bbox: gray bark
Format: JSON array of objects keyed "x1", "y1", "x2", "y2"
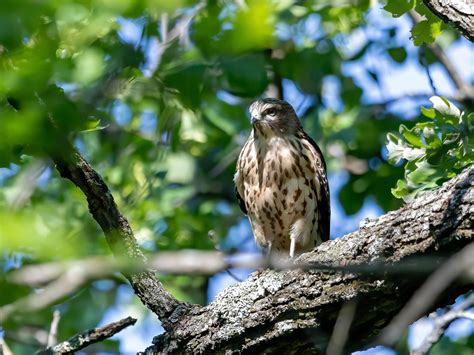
[
  {"x1": 143, "y1": 166, "x2": 473, "y2": 354},
  {"x1": 423, "y1": 0, "x2": 474, "y2": 41},
  {"x1": 53, "y1": 151, "x2": 189, "y2": 331}
]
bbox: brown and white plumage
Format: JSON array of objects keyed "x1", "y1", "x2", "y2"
[{"x1": 234, "y1": 98, "x2": 330, "y2": 257}]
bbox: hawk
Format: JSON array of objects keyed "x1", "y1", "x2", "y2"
[{"x1": 234, "y1": 98, "x2": 330, "y2": 258}]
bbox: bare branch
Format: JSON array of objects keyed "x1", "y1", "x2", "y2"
[
  {"x1": 412, "y1": 294, "x2": 474, "y2": 355},
  {"x1": 52, "y1": 150, "x2": 189, "y2": 330},
  {"x1": 37, "y1": 316, "x2": 136, "y2": 355},
  {"x1": 0, "y1": 338, "x2": 13, "y2": 355},
  {"x1": 377, "y1": 243, "x2": 474, "y2": 347},
  {"x1": 46, "y1": 311, "x2": 61, "y2": 348},
  {"x1": 409, "y1": 10, "x2": 474, "y2": 101},
  {"x1": 326, "y1": 300, "x2": 357, "y2": 355}
]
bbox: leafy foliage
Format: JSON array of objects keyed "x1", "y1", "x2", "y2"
[
  {"x1": 383, "y1": 0, "x2": 444, "y2": 45},
  {"x1": 0, "y1": 0, "x2": 470, "y2": 352},
  {"x1": 430, "y1": 333, "x2": 474, "y2": 355},
  {"x1": 387, "y1": 96, "x2": 473, "y2": 200}
]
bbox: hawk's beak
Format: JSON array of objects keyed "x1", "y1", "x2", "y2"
[{"x1": 251, "y1": 116, "x2": 259, "y2": 125}]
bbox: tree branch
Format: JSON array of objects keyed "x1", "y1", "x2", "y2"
[
  {"x1": 412, "y1": 294, "x2": 474, "y2": 355},
  {"x1": 142, "y1": 165, "x2": 473, "y2": 354},
  {"x1": 37, "y1": 316, "x2": 137, "y2": 355},
  {"x1": 377, "y1": 242, "x2": 474, "y2": 346},
  {"x1": 52, "y1": 150, "x2": 190, "y2": 330},
  {"x1": 409, "y1": 10, "x2": 474, "y2": 102},
  {"x1": 423, "y1": 0, "x2": 474, "y2": 42}
]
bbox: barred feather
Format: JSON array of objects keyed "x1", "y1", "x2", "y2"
[{"x1": 235, "y1": 98, "x2": 330, "y2": 257}]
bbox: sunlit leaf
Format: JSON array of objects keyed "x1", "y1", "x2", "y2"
[
  {"x1": 383, "y1": 0, "x2": 415, "y2": 17},
  {"x1": 411, "y1": 19, "x2": 442, "y2": 46}
]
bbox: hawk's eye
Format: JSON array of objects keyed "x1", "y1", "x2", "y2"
[{"x1": 266, "y1": 108, "x2": 277, "y2": 117}]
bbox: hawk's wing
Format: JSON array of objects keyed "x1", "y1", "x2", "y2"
[
  {"x1": 301, "y1": 132, "x2": 330, "y2": 242},
  {"x1": 234, "y1": 146, "x2": 248, "y2": 215},
  {"x1": 235, "y1": 186, "x2": 247, "y2": 215}
]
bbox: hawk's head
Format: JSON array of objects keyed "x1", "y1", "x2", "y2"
[{"x1": 249, "y1": 98, "x2": 301, "y2": 137}]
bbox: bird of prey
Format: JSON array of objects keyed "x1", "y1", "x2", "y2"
[{"x1": 234, "y1": 98, "x2": 330, "y2": 258}]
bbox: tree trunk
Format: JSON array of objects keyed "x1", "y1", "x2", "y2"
[{"x1": 142, "y1": 166, "x2": 473, "y2": 354}]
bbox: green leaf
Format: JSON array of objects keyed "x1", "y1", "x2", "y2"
[
  {"x1": 422, "y1": 125, "x2": 442, "y2": 148},
  {"x1": 421, "y1": 106, "x2": 436, "y2": 118},
  {"x1": 387, "y1": 47, "x2": 408, "y2": 63},
  {"x1": 407, "y1": 161, "x2": 441, "y2": 185},
  {"x1": 383, "y1": 0, "x2": 415, "y2": 17},
  {"x1": 386, "y1": 132, "x2": 425, "y2": 164},
  {"x1": 399, "y1": 124, "x2": 423, "y2": 147},
  {"x1": 221, "y1": 54, "x2": 268, "y2": 97},
  {"x1": 391, "y1": 179, "x2": 410, "y2": 198},
  {"x1": 163, "y1": 64, "x2": 207, "y2": 108},
  {"x1": 166, "y1": 153, "x2": 196, "y2": 184},
  {"x1": 410, "y1": 19, "x2": 442, "y2": 46},
  {"x1": 386, "y1": 133, "x2": 405, "y2": 164},
  {"x1": 80, "y1": 120, "x2": 109, "y2": 132}
]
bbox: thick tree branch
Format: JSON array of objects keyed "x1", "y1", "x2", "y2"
[
  {"x1": 143, "y1": 166, "x2": 473, "y2": 354},
  {"x1": 52, "y1": 150, "x2": 190, "y2": 330},
  {"x1": 423, "y1": 0, "x2": 474, "y2": 42},
  {"x1": 37, "y1": 316, "x2": 137, "y2": 355}
]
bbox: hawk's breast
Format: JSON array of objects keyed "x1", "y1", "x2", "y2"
[{"x1": 239, "y1": 135, "x2": 321, "y2": 252}]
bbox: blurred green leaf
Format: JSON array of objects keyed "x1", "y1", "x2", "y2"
[
  {"x1": 411, "y1": 19, "x2": 442, "y2": 46},
  {"x1": 383, "y1": 0, "x2": 415, "y2": 18},
  {"x1": 163, "y1": 64, "x2": 207, "y2": 108},
  {"x1": 221, "y1": 54, "x2": 268, "y2": 97},
  {"x1": 387, "y1": 46, "x2": 408, "y2": 63}
]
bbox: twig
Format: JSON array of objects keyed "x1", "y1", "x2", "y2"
[
  {"x1": 225, "y1": 268, "x2": 244, "y2": 282},
  {"x1": 0, "y1": 337, "x2": 13, "y2": 355},
  {"x1": 408, "y1": 10, "x2": 473, "y2": 100},
  {"x1": 412, "y1": 293, "x2": 474, "y2": 355},
  {"x1": 326, "y1": 299, "x2": 357, "y2": 355},
  {"x1": 6, "y1": 159, "x2": 47, "y2": 211},
  {"x1": 420, "y1": 45, "x2": 438, "y2": 95},
  {"x1": 0, "y1": 260, "x2": 109, "y2": 324},
  {"x1": 36, "y1": 316, "x2": 136, "y2": 355},
  {"x1": 377, "y1": 242, "x2": 474, "y2": 347},
  {"x1": 46, "y1": 311, "x2": 61, "y2": 348}
]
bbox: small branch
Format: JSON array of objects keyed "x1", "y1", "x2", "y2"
[
  {"x1": 326, "y1": 300, "x2": 357, "y2": 355},
  {"x1": 408, "y1": 10, "x2": 474, "y2": 100},
  {"x1": 47, "y1": 311, "x2": 61, "y2": 348},
  {"x1": 377, "y1": 242, "x2": 474, "y2": 347},
  {"x1": 412, "y1": 294, "x2": 474, "y2": 355},
  {"x1": 37, "y1": 317, "x2": 137, "y2": 355},
  {"x1": 420, "y1": 46, "x2": 438, "y2": 95},
  {"x1": 0, "y1": 337, "x2": 13, "y2": 355},
  {"x1": 0, "y1": 263, "x2": 96, "y2": 323},
  {"x1": 52, "y1": 150, "x2": 188, "y2": 330}
]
